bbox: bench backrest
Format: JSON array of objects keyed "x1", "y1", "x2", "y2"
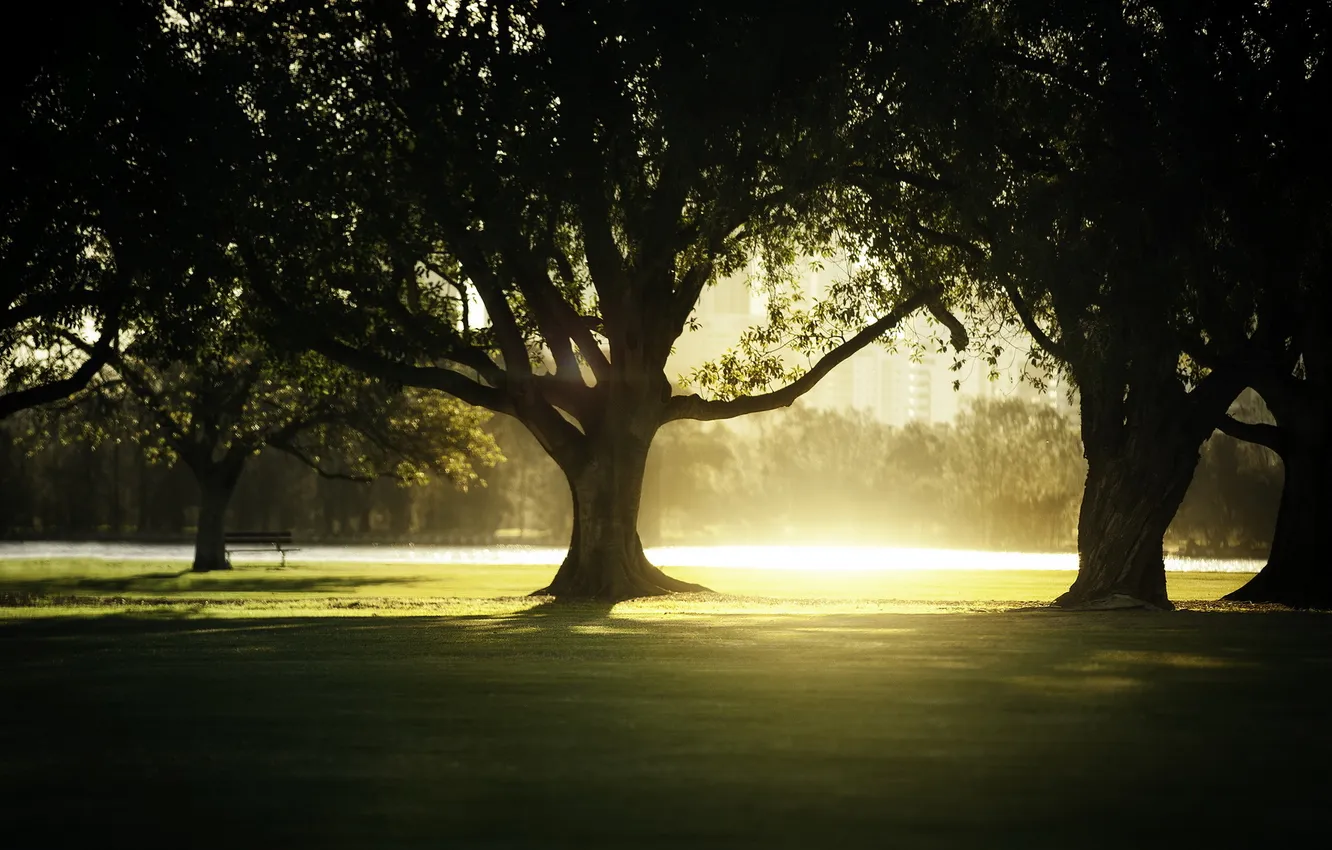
[{"x1": 224, "y1": 531, "x2": 294, "y2": 544}]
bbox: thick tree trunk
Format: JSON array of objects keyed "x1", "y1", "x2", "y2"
[
  {"x1": 1225, "y1": 435, "x2": 1332, "y2": 607},
  {"x1": 1054, "y1": 342, "x2": 1245, "y2": 611},
  {"x1": 1055, "y1": 371, "x2": 1221, "y2": 611},
  {"x1": 534, "y1": 425, "x2": 708, "y2": 601},
  {"x1": 1056, "y1": 445, "x2": 1199, "y2": 610},
  {"x1": 191, "y1": 467, "x2": 242, "y2": 573}
]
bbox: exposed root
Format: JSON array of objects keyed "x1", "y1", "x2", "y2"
[
  {"x1": 1052, "y1": 591, "x2": 1173, "y2": 612},
  {"x1": 533, "y1": 558, "x2": 711, "y2": 603}
]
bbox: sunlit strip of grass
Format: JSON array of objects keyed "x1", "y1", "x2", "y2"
[{"x1": 0, "y1": 558, "x2": 1255, "y2": 605}]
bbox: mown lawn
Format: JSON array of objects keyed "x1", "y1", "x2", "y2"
[
  {"x1": 0, "y1": 556, "x2": 1254, "y2": 612},
  {"x1": 2, "y1": 559, "x2": 1326, "y2": 848}
]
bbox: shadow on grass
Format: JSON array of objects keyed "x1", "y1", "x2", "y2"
[
  {"x1": 0, "y1": 572, "x2": 415, "y2": 597},
  {"x1": 501, "y1": 598, "x2": 615, "y2": 627},
  {"x1": 4, "y1": 606, "x2": 1332, "y2": 849},
  {"x1": 0, "y1": 612, "x2": 358, "y2": 643}
]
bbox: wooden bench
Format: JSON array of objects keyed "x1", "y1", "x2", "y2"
[{"x1": 224, "y1": 531, "x2": 299, "y2": 568}]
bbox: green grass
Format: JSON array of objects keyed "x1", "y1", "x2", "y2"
[
  {"x1": 2, "y1": 558, "x2": 1324, "y2": 847},
  {"x1": 0, "y1": 556, "x2": 1254, "y2": 616}
]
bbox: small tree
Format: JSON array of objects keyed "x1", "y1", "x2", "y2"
[{"x1": 51, "y1": 301, "x2": 498, "y2": 571}]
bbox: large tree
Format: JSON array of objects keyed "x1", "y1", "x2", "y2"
[
  {"x1": 218, "y1": 0, "x2": 964, "y2": 599},
  {"x1": 1185, "y1": 1, "x2": 1332, "y2": 607},
  {"x1": 847, "y1": 0, "x2": 1289, "y2": 608}
]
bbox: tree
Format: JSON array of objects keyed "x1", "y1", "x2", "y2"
[
  {"x1": 220, "y1": 0, "x2": 965, "y2": 599},
  {"x1": 2, "y1": 0, "x2": 248, "y2": 418},
  {"x1": 1220, "y1": 353, "x2": 1332, "y2": 606},
  {"x1": 50, "y1": 295, "x2": 498, "y2": 572},
  {"x1": 1181, "y1": 4, "x2": 1332, "y2": 607},
  {"x1": 846, "y1": 1, "x2": 1289, "y2": 608}
]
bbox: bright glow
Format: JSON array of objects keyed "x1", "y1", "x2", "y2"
[{"x1": 0, "y1": 541, "x2": 1266, "y2": 574}]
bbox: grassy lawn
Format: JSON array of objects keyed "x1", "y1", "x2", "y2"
[
  {"x1": 2, "y1": 559, "x2": 1327, "y2": 847},
  {"x1": 0, "y1": 556, "x2": 1254, "y2": 613}
]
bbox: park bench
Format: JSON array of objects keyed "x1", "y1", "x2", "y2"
[{"x1": 224, "y1": 531, "x2": 299, "y2": 568}]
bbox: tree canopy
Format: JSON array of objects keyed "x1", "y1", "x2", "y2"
[
  {"x1": 197, "y1": 0, "x2": 971, "y2": 598},
  {"x1": 2, "y1": 0, "x2": 255, "y2": 418},
  {"x1": 5, "y1": 0, "x2": 1326, "y2": 606}
]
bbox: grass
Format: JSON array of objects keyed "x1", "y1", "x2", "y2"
[
  {"x1": 0, "y1": 556, "x2": 1254, "y2": 615},
  {"x1": 2, "y1": 557, "x2": 1326, "y2": 847}
]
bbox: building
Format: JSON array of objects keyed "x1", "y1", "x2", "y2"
[{"x1": 667, "y1": 259, "x2": 1075, "y2": 425}]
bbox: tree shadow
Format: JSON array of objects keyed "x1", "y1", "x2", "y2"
[
  {"x1": 0, "y1": 613, "x2": 353, "y2": 646},
  {"x1": 490, "y1": 597, "x2": 616, "y2": 630},
  {"x1": 0, "y1": 572, "x2": 415, "y2": 596}
]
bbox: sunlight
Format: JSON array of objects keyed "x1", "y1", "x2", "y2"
[{"x1": 648, "y1": 545, "x2": 1077, "y2": 572}]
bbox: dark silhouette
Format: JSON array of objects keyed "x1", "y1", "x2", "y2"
[
  {"x1": 2, "y1": 0, "x2": 248, "y2": 419},
  {"x1": 3, "y1": 0, "x2": 1324, "y2": 607},
  {"x1": 843, "y1": 2, "x2": 1322, "y2": 608},
  {"x1": 219, "y1": 0, "x2": 965, "y2": 599}
]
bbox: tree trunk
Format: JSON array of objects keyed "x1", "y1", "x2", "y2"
[
  {"x1": 191, "y1": 466, "x2": 242, "y2": 573},
  {"x1": 1056, "y1": 447, "x2": 1199, "y2": 610},
  {"x1": 1225, "y1": 432, "x2": 1332, "y2": 607},
  {"x1": 1053, "y1": 342, "x2": 1247, "y2": 611},
  {"x1": 1056, "y1": 378, "x2": 1217, "y2": 610},
  {"x1": 534, "y1": 424, "x2": 708, "y2": 602}
]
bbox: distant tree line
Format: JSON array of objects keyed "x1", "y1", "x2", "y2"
[{"x1": 1, "y1": 397, "x2": 1279, "y2": 557}]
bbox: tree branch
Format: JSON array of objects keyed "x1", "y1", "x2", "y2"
[
  {"x1": 429, "y1": 217, "x2": 534, "y2": 377},
  {"x1": 1216, "y1": 414, "x2": 1286, "y2": 455},
  {"x1": 268, "y1": 439, "x2": 383, "y2": 483},
  {"x1": 240, "y1": 244, "x2": 516, "y2": 415},
  {"x1": 1, "y1": 287, "x2": 101, "y2": 329},
  {"x1": 493, "y1": 225, "x2": 611, "y2": 384},
  {"x1": 306, "y1": 334, "x2": 516, "y2": 416},
  {"x1": 999, "y1": 274, "x2": 1066, "y2": 361},
  {"x1": 0, "y1": 306, "x2": 121, "y2": 420},
  {"x1": 925, "y1": 295, "x2": 969, "y2": 352},
  {"x1": 664, "y1": 286, "x2": 937, "y2": 422}
]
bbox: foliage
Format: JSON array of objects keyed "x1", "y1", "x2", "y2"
[
  {"x1": 21, "y1": 283, "x2": 499, "y2": 508},
  {"x1": 2, "y1": 0, "x2": 254, "y2": 417},
  {"x1": 711, "y1": 399, "x2": 1084, "y2": 549},
  {"x1": 174, "y1": 0, "x2": 968, "y2": 450}
]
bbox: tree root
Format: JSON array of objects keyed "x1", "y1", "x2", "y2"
[
  {"x1": 1052, "y1": 591, "x2": 1172, "y2": 611},
  {"x1": 533, "y1": 557, "x2": 711, "y2": 602}
]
